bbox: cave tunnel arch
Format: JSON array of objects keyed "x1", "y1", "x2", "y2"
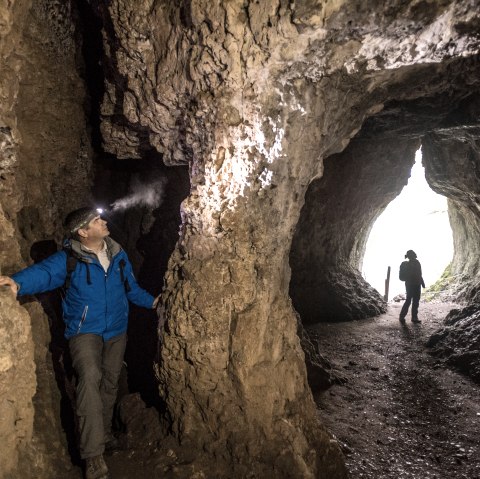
[{"x1": 289, "y1": 91, "x2": 480, "y2": 325}]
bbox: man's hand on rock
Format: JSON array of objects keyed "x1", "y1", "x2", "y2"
[{"x1": 0, "y1": 276, "x2": 19, "y2": 296}]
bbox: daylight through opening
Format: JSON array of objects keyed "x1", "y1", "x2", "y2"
[{"x1": 362, "y1": 148, "x2": 454, "y2": 298}]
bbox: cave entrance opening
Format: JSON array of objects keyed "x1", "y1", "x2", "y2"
[{"x1": 362, "y1": 148, "x2": 453, "y2": 299}]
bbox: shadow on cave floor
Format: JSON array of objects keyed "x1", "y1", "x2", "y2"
[{"x1": 312, "y1": 301, "x2": 480, "y2": 479}]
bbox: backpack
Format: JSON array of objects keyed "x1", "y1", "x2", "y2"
[
  {"x1": 399, "y1": 261, "x2": 409, "y2": 281},
  {"x1": 63, "y1": 248, "x2": 131, "y2": 293}
]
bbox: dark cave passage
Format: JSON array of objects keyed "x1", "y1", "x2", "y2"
[{"x1": 92, "y1": 157, "x2": 190, "y2": 408}]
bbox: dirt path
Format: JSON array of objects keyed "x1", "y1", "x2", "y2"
[
  {"x1": 72, "y1": 301, "x2": 480, "y2": 479},
  {"x1": 312, "y1": 301, "x2": 480, "y2": 479}
]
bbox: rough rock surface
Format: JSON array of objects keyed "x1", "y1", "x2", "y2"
[
  {"x1": 420, "y1": 96, "x2": 480, "y2": 383},
  {"x1": 0, "y1": 289, "x2": 36, "y2": 478},
  {"x1": 89, "y1": 1, "x2": 480, "y2": 477},
  {"x1": 0, "y1": 0, "x2": 92, "y2": 476},
  {"x1": 423, "y1": 117, "x2": 480, "y2": 303},
  {"x1": 427, "y1": 303, "x2": 480, "y2": 383}
]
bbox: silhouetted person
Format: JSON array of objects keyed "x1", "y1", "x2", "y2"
[{"x1": 399, "y1": 249, "x2": 425, "y2": 323}]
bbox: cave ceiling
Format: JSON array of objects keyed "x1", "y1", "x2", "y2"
[
  {"x1": 88, "y1": 0, "x2": 480, "y2": 167},
  {"x1": 357, "y1": 78, "x2": 480, "y2": 140}
]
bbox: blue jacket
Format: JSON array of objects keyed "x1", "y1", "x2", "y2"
[{"x1": 12, "y1": 237, "x2": 155, "y2": 340}]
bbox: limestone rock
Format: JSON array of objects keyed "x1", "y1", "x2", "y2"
[
  {"x1": 0, "y1": 0, "x2": 93, "y2": 476},
  {"x1": 427, "y1": 305, "x2": 480, "y2": 382},
  {"x1": 0, "y1": 290, "x2": 36, "y2": 478}
]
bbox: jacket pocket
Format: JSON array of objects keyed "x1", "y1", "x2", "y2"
[{"x1": 77, "y1": 305, "x2": 89, "y2": 334}]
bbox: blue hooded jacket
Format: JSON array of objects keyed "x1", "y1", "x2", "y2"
[{"x1": 12, "y1": 237, "x2": 154, "y2": 340}]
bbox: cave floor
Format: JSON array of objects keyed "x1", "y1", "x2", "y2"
[
  {"x1": 313, "y1": 301, "x2": 480, "y2": 479},
  {"x1": 64, "y1": 301, "x2": 480, "y2": 479}
]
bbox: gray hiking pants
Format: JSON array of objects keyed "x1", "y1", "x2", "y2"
[{"x1": 69, "y1": 333, "x2": 127, "y2": 459}]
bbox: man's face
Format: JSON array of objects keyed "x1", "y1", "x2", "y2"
[{"x1": 79, "y1": 215, "x2": 110, "y2": 241}]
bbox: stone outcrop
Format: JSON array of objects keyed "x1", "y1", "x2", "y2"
[
  {"x1": 0, "y1": 289, "x2": 35, "y2": 478},
  {"x1": 0, "y1": 0, "x2": 92, "y2": 476},
  {"x1": 421, "y1": 96, "x2": 480, "y2": 382},
  {"x1": 422, "y1": 109, "x2": 480, "y2": 303},
  {"x1": 427, "y1": 305, "x2": 480, "y2": 383}
]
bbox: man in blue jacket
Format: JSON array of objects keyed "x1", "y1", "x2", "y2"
[{"x1": 0, "y1": 207, "x2": 159, "y2": 479}]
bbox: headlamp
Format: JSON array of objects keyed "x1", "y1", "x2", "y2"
[{"x1": 70, "y1": 210, "x2": 99, "y2": 233}]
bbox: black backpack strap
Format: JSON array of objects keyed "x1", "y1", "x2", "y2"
[
  {"x1": 64, "y1": 249, "x2": 92, "y2": 291},
  {"x1": 119, "y1": 259, "x2": 131, "y2": 293},
  {"x1": 65, "y1": 251, "x2": 78, "y2": 291},
  {"x1": 64, "y1": 249, "x2": 129, "y2": 293},
  {"x1": 85, "y1": 263, "x2": 92, "y2": 285}
]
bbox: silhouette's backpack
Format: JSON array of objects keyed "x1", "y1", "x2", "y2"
[{"x1": 399, "y1": 261, "x2": 409, "y2": 281}]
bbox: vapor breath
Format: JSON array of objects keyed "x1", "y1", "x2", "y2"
[{"x1": 110, "y1": 177, "x2": 167, "y2": 212}]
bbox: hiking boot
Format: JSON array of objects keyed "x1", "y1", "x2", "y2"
[
  {"x1": 85, "y1": 454, "x2": 109, "y2": 479},
  {"x1": 399, "y1": 316, "x2": 406, "y2": 323},
  {"x1": 411, "y1": 317, "x2": 421, "y2": 323}
]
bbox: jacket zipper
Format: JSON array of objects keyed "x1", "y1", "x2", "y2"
[
  {"x1": 77, "y1": 305, "x2": 89, "y2": 334},
  {"x1": 105, "y1": 271, "x2": 108, "y2": 330}
]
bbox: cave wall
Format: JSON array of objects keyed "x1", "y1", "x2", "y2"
[
  {"x1": 0, "y1": 0, "x2": 93, "y2": 476},
  {"x1": 0, "y1": 290, "x2": 35, "y2": 476},
  {"x1": 423, "y1": 121, "x2": 480, "y2": 302},
  {"x1": 290, "y1": 137, "x2": 419, "y2": 323},
  {"x1": 422, "y1": 113, "x2": 480, "y2": 382},
  {"x1": 90, "y1": 1, "x2": 480, "y2": 477},
  {"x1": 447, "y1": 199, "x2": 480, "y2": 299}
]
